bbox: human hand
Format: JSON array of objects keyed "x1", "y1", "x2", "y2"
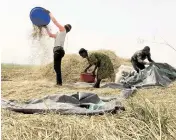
[
  {"x1": 146, "y1": 62, "x2": 152, "y2": 65},
  {"x1": 84, "y1": 69, "x2": 88, "y2": 73},
  {"x1": 43, "y1": 8, "x2": 50, "y2": 14},
  {"x1": 41, "y1": 25, "x2": 47, "y2": 28},
  {"x1": 92, "y1": 71, "x2": 96, "y2": 76}
]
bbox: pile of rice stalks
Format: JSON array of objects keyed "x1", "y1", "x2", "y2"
[
  {"x1": 40, "y1": 50, "x2": 129, "y2": 83},
  {"x1": 40, "y1": 54, "x2": 87, "y2": 83}
]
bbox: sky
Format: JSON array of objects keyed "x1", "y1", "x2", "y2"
[{"x1": 1, "y1": 0, "x2": 176, "y2": 67}]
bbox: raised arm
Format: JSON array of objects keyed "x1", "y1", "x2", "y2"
[
  {"x1": 44, "y1": 27, "x2": 56, "y2": 38},
  {"x1": 44, "y1": 9, "x2": 65, "y2": 32},
  {"x1": 49, "y1": 13, "x2": 65, "y2": 32}
]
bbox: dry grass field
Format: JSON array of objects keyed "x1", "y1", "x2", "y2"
[{"x1": 1, "y1": 51, "x2": 176, "y2": 140}]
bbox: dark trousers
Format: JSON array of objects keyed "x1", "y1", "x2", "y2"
[
  {"x1": 53, "y1": 46, "x2": 65, "y2": 85},
  {"x1": 131, "y1": 60, "x2": 145, "y2": 73}
]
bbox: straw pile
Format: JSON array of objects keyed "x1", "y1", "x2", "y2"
[{"x1": 40, "y1": 50, "x2": 130, "y2": 83}]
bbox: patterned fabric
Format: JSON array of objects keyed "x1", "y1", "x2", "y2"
[
  {"x1": 131, "y1": 50, "x2": 154, "y2": 65},
  {"x1": 87, "y1": 52, "x2": 115, "y2": 81}
]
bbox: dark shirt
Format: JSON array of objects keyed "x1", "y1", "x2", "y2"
[{"x1": 131, "y1": 50, "x2": 154, "y2": 64}]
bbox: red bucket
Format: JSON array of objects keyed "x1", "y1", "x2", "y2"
[{"x1": 80, "y1": 73, "x2": 96, "y2": 83}]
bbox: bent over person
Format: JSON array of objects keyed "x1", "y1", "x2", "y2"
[
  {"x1": 131, "y1": 46, "x2": 154, "y2": 73},
  {"x1": 79, "y1": 48, "x2": 115, "y2": 88}
]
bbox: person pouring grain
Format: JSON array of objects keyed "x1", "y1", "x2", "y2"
[
  {"x1": 79, "y1": 48, "x2": 115, "y2": 88},
  {"x1": 131, "y1": 46, "x2": 154, "y2": 73},
  {"x1": 43, "y1": 9, "x2": 72, "y2": 86}
]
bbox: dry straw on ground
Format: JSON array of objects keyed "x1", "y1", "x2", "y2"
[
  {"x1": 1, "y1": 79, "x2": 176, "y2": 140},
  {"x1": 1, "y1": 51, "x2": 176, "y2": 140}
]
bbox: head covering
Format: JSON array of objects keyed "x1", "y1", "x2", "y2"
[
  {"x1": 79, "y1": 48, "x2": 87, "y2": 55},
  {"x1": 143, "y1": 46, "x2": 150, "y2": 51},
  {"x1": 64, "y1": 24, "x2": 72, "y2": 32}
]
